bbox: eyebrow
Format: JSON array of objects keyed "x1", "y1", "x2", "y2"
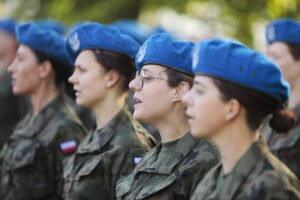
[
  {"x1": 141, "y1": 68, "x2": 156, "y2": 76},
  {"x1": 75, "y1": 64, "x2": 84, "y2": 70},
  {"x1": 194, "y1": 80, "x2": 207, "y2": 89}
]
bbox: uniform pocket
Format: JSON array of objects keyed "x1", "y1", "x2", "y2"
[
  {"x1": 136, "y1": 174, "x2": 177, "y2": 199},
  {"x1": 2, "y1": 139, "x2": 37, "y2": 170},
  {"x1": 116, "y1": 174, "x2": 134, "y2": 198},
  {"x1": 74, "y1": 155, "x2": 102, "y2": 180}
]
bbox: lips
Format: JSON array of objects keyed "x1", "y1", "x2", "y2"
[
  {"x1": 73, "y1": 88, "x2": 81, "y2": 96},
  {"x1": 185, "y1": 110, "x2": 194, "y2": 121},
  {"x1": 133, "y1": 95, "x2": 143, "y2": 109}
]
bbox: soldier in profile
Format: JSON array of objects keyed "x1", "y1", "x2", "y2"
[{"x1": 116, "y1": 33, "x2": 219, "y2": 200}]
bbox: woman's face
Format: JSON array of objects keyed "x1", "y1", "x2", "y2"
[
  {"x1": 267, "y1": 41, "x2": 300, "y2": 84},
  {"x1": 129, "y1": 64, "x2": 175, "y2": 125},
  {"x1": 183, "y1": 75, "x2": 228, "y2": 138},
  {"x1": 68, "y1": 50, "x2": 107, "y2": 109},
  {"x1": 8, "y1": 45, "x2": 41, "y2": 95}
]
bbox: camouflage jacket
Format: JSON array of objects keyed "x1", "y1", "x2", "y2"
[
  {"x1": 0, "y1": 93, "x2": 87, "y2": 200},
  {"x1": 0, "y1": 70, "x2": 30, "y2": 149},
  {"x1": 63, "y1": 107, "x2": 156, "y2": 200},
  {"x1": 191, "y1": 137, "x2": 300, "y2": 200},
  {"x1": 116, "y1": 133, "x2": 220, "y2": 200},
  {"x1": 261, "y1": 104, "x2": 300, "y2": 179}
]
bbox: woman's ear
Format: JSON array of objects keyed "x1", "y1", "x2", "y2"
[
  {"x1": 38, "y1": 60, "x2": 53, "y2": 79},
  {"x1": 225, "y1": 99, "x2": 241, "y2": 122},
  {"x1": 173, "y1": 81, "x2": 190, "y2": 102},
  {"x1": 105, "y1": 70, "x2": 121, "y2": 88}
]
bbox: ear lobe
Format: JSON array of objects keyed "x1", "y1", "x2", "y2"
[
  {"x1": 38, "y1": 60, "x2": 52, "y2": 79},
  {"x1": 225, "y1": 99, "x2": 241, "y2": 122},
  {"x1": 106, "y1": 70, "x2": 120, "y2": 88},
  {"x1": 173, "y1": 81, "x2": 190, "y2": 102}
]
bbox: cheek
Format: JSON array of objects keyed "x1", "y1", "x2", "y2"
[
  {"x1": 191, "y1": 99, "x2": 225, "y2": 137},
  {"x1": 134, "y1": 87, "x2": 172, "y2": 121},
  {"x1": 16, "y1": 65, "x2": 40, "y2": 92}
]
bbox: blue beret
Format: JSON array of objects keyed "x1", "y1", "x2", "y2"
[
  {"x1": 0, "y1": 18, "x2": 18, "y2": 36},
  {"x1": 16, "y1": 22, "x2": 72, "y2": 66},
  {"x1": 66, "y1": 22, "x2": 140, "y2": 63},
  {"x1": 135, "y1": 33, "x2": 194, "y2": 75},
  {"x1": 36, "y1": 19, "x2": 67, "y2": 36},
  {"x1": 192, "y1": 39, "x2": 290, "y2": 103},
  {"x1": 110, "y1": 20, "x2": 150, "y2": 45},
  {"x1": 266, "y1": 18, "x2": 300, "y2": 45}
]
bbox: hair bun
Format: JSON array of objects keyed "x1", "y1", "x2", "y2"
[{"x1": 269, "y1": 109, "x2": 297, "y2": 134}]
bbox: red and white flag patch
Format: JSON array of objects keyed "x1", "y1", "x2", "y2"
[
  {"x1": 60, "y1": 140, "x2": 77, "y2": 153},
  {"x1": 134, "y1": 157, "x2": 142, "y2": 166}
]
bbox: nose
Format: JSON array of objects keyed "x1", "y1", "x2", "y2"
[
  {"x1": 129, "y1": 76, "x2": 142, "y2": 92},
  {"x1": 68, "y1": 71, "x2": 78, "y2": 85},
  {"x1": 7, "y1": 59, "x2": 16, "y2": 73}
]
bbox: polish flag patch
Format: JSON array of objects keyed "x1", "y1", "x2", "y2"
[
  {"x1": 60, "y1": 140, "x2": 77, "y2": 153},
  {"x1": 134, "y1": 157, "x2": 142, "y2": 166}
]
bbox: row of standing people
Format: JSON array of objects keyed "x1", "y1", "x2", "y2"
[{"x1": 0, "y1": 17, "x2": 299, "y2": 200}]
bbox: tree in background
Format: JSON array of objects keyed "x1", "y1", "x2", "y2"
[{"x1": 0, "y1": 0, "x2": 299, "y2": 47}]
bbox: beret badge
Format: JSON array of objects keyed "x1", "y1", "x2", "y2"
[{"x1": 69, "y1": 32, "x2": 80, "y2": 52}]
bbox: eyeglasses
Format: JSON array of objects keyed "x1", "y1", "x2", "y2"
[{"x1": 135, "y1": 70, "x2": 167, "y2": 88}]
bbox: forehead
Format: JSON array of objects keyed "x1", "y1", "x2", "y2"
[
  {"x1": 194, "y1": 75, "x2": 215, "y2": 87},
  {"x1": 142, "y1": 64, "x2": 167, "y2": 73},
  {"x1": 268, "y1": 41, "x2": 290, "y2": 54},
  {"x1": 17, "y1": 44, "x2": 35, "y2": 56},
  {"x1": 75, "y1": 49, "x2": 97, "y2": 65}
]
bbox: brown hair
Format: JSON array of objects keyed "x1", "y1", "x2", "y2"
[
  {"x1": 211, "y1": 76, "x2": 296, "y2": 133},
  {"x1": 286, "y1": 43, "x2": 300, "y2": 61},
  {"x1": 91, "y1": 49, "x2": 136, "y2": 92},
  {"x1": 164, "y1": 67, "x2": 194, "y2": 88}
]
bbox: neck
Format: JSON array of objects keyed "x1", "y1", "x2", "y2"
[
  {"x1": 289, "y1": 79, "x2": 300, "y2": 109},
  {"x1": 210, "y1": 119, "x2": 259, "y2": 174},
  {"x1": 93, "y1": 91, "x2": 126, "y2": 129},
  {"x1": 155, "y1": 104, "x2": 189, "y2": 143},
  {"x1": 30, "y1": 81, "x2": 60, "y2": 116}
]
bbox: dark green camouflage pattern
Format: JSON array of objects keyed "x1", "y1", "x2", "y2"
[
  {"x1": 0, "y1": 93, "x2": 87, "y2": 200},
  {"x1": 261, "y1": 103, "x2": 300, "y2": 179},
  {"x1": 191, "y1": 137, "x2": 300, "y2": 200},
  {"x1": 63, "y1": 107, "x2": 156, "y2": 200},
  {"x1": 0, "y1": 70, "x2": 30, "y2": 149},
  {"x1": 116, "y1": 133, "x2": 220, "y2": 200}
]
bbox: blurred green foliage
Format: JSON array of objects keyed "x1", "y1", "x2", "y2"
[{"x1": 1, "y1": 0, "x2": 299, "y2": 46}]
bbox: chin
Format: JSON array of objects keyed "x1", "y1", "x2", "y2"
[
  {"x1": 12, "y1": 87, "x2": 24, "y2": 95},
  {"x1": 190, "y1": 128, "x2": 205, "y2": 139}
]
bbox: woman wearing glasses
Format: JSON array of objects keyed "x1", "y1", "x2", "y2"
[
  {"x1": 116, "y1": 33, "x2": 219, "y2": 200},
  {"x1": 185, "y1": 39, "x2": 300, "y2": 199},
  {"x1": 63, "y1": 22, "x2": 156, "y2": 200}
]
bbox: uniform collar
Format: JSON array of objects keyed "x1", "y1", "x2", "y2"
[
  {"x1": 77, "y1": 107, "x2": 129, "y2": 153},
  {"x1": 218, "y1": 137, "x2": 268, "y2": 199},
  {"x1": 11, "y1": 93, "x2": 64, "y2": 139},
  {"x1": 137, "y1": 132, "x2": 198, "y2": 175}
]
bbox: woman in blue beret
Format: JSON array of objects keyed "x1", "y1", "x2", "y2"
[
  {"x1": 116, "y1": 33, "x2": 219, "y2": 200},
  {"x1": 261, "y1": 18, "x2": 300, "y2": 179},
  {"x1": 63, "y1": 22, "x2": 156, "y2": 200},
  {"x1": 0, "y1": 18, "x2": 30, "y2": 150},
  {"x1": 0, "y1": 22, "x2": 87, "y2": 199},
  {"x1": 184, "y1": 39, "x2": 300, "y2": 200}
]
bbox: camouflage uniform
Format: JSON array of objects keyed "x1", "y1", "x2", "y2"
[
  {"x1": 0, "y1": 93, "x2": 87, "y2": 200},
  {"x1": 261, "y1": 104, "x2": 300, "y2": 179},
  {"x1": 0, "y1": 70, "x2": 30, "y2": 149},
  {"x1": 116, "y1": 133, "x2": 220, "y2": 200},
  {"x1": 63, "y1": 107, "x2": 156, "y2": 200},
  {"x1": 191, "y1": 137, "x2": 300, "y2": 200}
]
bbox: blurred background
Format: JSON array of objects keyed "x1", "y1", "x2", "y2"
[{"x1": 0, "y1": 0, "x2": 299, "y2": 51}]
